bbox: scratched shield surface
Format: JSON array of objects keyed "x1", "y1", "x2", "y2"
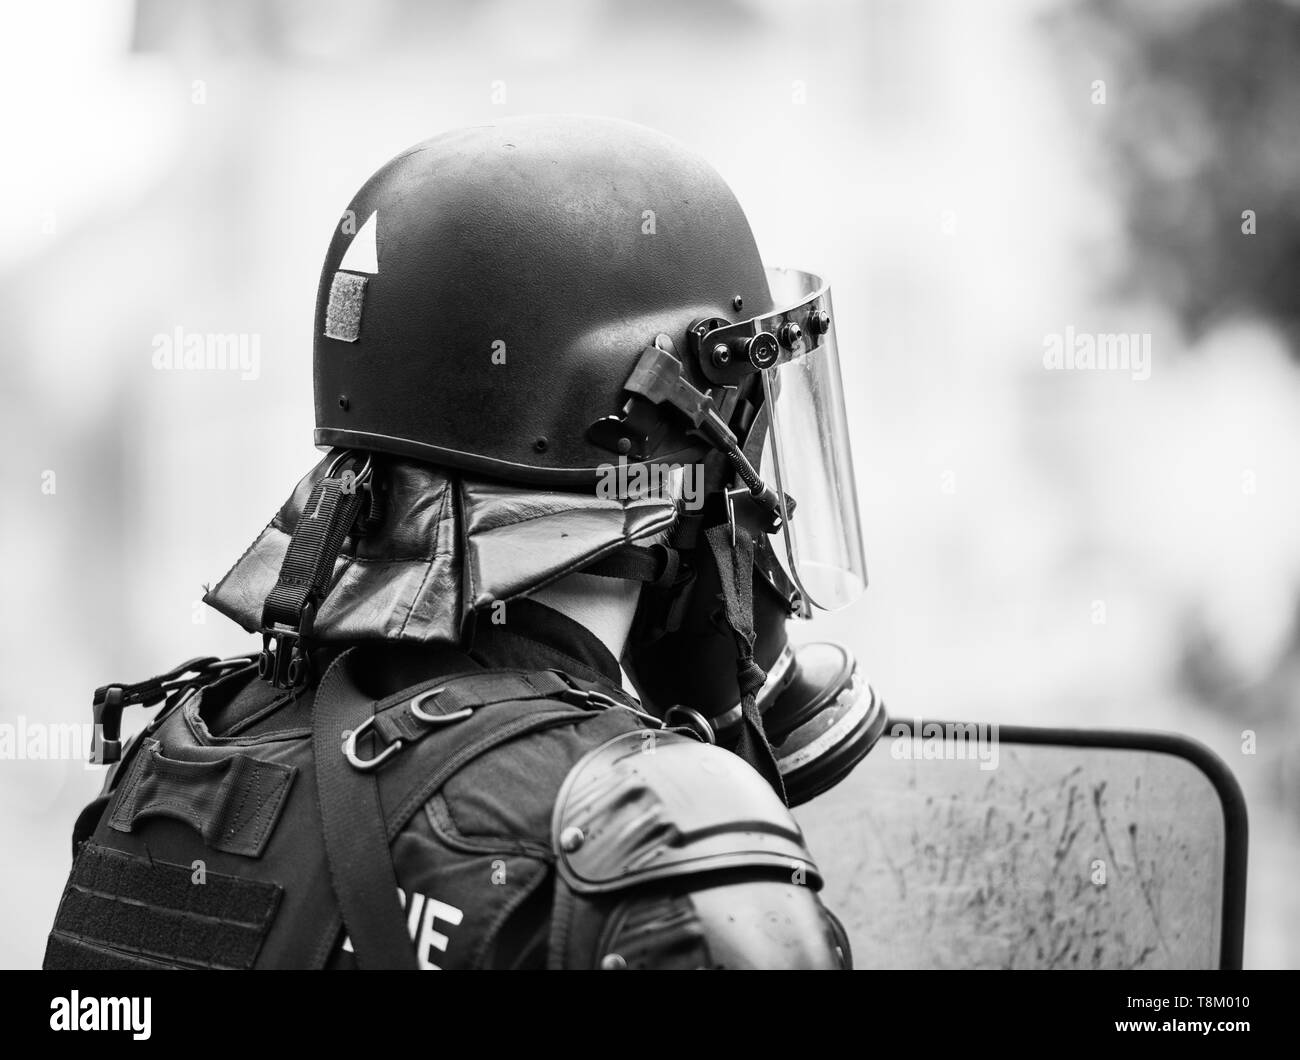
[{"x1": 794, "y1": 739, "x2": 1225, "y2": 969}]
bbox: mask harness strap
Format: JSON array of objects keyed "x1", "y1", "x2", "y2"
[
  {"x1": 705, "y1": 522, "x2": 787, "y2": 804},
  {"x1": 581, "y1": 543, "x2": 679, "y2": 588}
]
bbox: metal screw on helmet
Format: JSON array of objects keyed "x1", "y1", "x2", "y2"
[
  {"x1": 778, "y1": 322, "x2": 803, "y2": 350},
  {"x1": 711, "y1": 343, "x2": 732, "y2": 368},
  {"x1": 559, "y1": 826, "x2": 585, "y2": 852},
  {"x1": 744, "y1": 332, "x2": 780, "y2": 369},
  {"x1": 732, "y1": 295, "x2": 744, "y2": 311},
  {"x1": 600, "y1": 953, "x2": 628, "y2": 970},
  {"x1": 808, "y1": 309, "x2": 832, "y2": 336}
]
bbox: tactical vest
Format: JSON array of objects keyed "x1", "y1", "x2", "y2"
[{"x1": 44, "y1": 649, "x2": 648, "y2": 970}]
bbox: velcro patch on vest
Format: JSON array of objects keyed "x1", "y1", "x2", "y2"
[
  {"x1": 43, "y1": 844, "x2": 281, "y2": 970},
  {"x1": 324, "y1": 270, "x2": 367, "y2": 342}
]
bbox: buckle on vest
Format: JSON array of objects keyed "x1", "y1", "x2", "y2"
[
  {"x1": 342, "y1": 715, "x2": 402, "y2": 772},
  {"x1": 90, "y1": 687, "x2": 126, "y2": 765},
  {"x1": 258, "y1": 602, "x2": 317, "y2": 690}
]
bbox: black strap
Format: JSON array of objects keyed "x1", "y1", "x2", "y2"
[
  {"x1": 705, "y1": 522, "x2": 787, "y2": 803},
  {"x1": 582, "y1": 543, "x2": 679, "y2": 587},
  {"x1": 312, "y1": 650, "x2": 417, "y2": 970},
  {"x1": 261, "y1": 477, "x2": 365, "y2": 630},
  {"x1": 259, "y1": 460, "x2": 373, "y2": 688},
  {"x1": 92, "y1": 656, "x2": 219, "y2": 712},
  {"x1": 90, "y1": 655, "x2": 257, "y2": 765}
]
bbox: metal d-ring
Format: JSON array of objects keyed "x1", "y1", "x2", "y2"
[
  {"x1": 409, "y1": 687, "x2": 473, "y2": 725},
  {"x1": 342, "y1": 715, "x2": 402, "y2": 771},
  {"x1": 663, "y1": 705, "x2": 717, "y2": 745}
]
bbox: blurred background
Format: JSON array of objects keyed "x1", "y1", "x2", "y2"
[{"x1": 2, "y1": 0, "x2": 1297, "y2": 967}]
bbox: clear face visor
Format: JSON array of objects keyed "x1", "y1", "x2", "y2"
[{"x1": 757, "y1": 267, "x2": 867, "y2": 612}]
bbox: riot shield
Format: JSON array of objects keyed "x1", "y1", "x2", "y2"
[{"x1": 794, "y1": 721, "x2": 1248, "y2": 969}]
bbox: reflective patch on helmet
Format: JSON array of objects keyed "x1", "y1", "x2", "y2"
[
  {"x1": 340, "y1": 210, "x2": 379, "y2": 273},
  {"x1": 324, "y1": 271, "x2": 368, "y2": 342}
]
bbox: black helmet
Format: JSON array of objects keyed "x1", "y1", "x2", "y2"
[{"x1": 313, "y1": 115, "x2": 772, "y2": 487}]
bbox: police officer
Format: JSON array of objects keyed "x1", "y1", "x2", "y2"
[{"x1": 45, "y1": 116, "x2": 886, "y2": 970}]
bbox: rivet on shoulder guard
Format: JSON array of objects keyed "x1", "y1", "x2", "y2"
[
  {"x1": 560, "y1": 826, "x2": 585, "y2": 852},
  {"x1": 600, "y1": 953, "x2": 627, "y2": 970}
]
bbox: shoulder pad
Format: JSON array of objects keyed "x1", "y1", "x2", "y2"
[{"x1": 552, "y1": 729, "x2": 821, "y2": 894}]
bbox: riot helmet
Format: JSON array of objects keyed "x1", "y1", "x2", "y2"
[{"x1": 207, "y1": 115, "x2": 884, "y2": 805}]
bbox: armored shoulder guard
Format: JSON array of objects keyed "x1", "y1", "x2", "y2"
[{"x1": 548, "y1": 729, "x2": 850, "y2": 969}]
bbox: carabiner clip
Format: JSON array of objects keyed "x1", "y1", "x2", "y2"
[
  {"x1": 560, "y1": 686, "x2": 623, "y2": 710},
  {"x1": 342, "y1": 714, "x2": 403, "y2": 772}
]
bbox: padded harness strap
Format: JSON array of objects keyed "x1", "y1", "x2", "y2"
[
  {"x1": 312, "y1": 651, "x2": 635, "y2": 968},
  {"x1": 313, "y1": 649, "x2": 415, "y2": 969}
]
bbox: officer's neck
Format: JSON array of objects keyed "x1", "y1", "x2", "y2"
[{"x1": 526, "y1": 572, "x2": 640, "y2": 664}]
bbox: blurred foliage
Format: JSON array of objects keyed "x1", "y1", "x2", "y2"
[{"x1": 1050, "y1": 0, "x2": 1300, "y2": 353}]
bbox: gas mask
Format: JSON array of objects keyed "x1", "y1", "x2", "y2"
[{"x1": 592, "y1": 269, "x2": 887, "y2": 807}]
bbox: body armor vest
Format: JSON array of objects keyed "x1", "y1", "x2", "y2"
[{"x1": 45, "y1": 650, "x2": 646, "y2": 970}]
